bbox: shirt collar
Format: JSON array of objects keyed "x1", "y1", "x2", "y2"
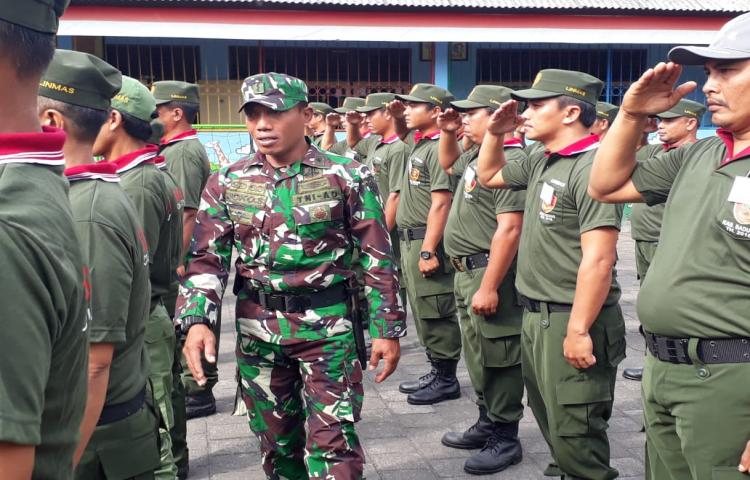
[
  {"x1": 717, "y1": 128, "x2": 750, "y2": 164},
  {"x1": 161, "y1": 129, "x2": 198, "y2": 146},
  {"x1": 0, "y1": 126, "x2": 65, "y2": 167},
  {"x1": 381, "y1": 134, "x2": 400, "y2": 145},
  {"x1": 154, "y1": 155, "x2": 168, "y2": 171},
  {"x1": 64, "y1": 162, "x2": 120, "y2": 183},
  {"x1": 546, "y1": 134, "x2": 600, "y2": 158},
  {"x1": 112, "y1": 145, "x2": 160, "y2": 174},
  {"x1": 414, "y1": 129, "x2": 441, "y2": 143},
  {"x1": 504, "y1": 138, "x2": 524, "y2": 149}
]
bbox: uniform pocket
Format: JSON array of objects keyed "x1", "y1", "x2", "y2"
[
  {"x1": 604, "y1": 322, "x2": 627, "y2": 367},
  {"x1": 480, "y1": 334, "x2": 521, "y2": 368},
  {"x1": 712, "y1": 466, "x2": 748, "y2": 479},
  {"x1": 415, "y1": 292, "x2": 457, "y2": 319},
  {"x1": 292, "y1": 200, "x2": 348, "y2": 256},
  {"x1": 555, "y1": 378, "x2": 613, "y2": 436},
  {"x1": 715, "y1": 195, "x2": 750, "y2": 241}
]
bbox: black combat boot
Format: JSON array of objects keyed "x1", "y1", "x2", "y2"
[
  {"x1": 442, "y1": 406, "x2": 494, "y2": 449},
  {"x1": 398, "y1": 353, "x2": 437, "y2": 394},
  {"x1": 406, "y1": 358, "x2": 461, "y2": 405},
  {"x1": 463, "y1": 421, "x2": 523, "y2": 475},
  {"x1": 185, "y1": 390, "x2": 217, "y2": 419},
  {"x1": 622, "y1": 367, "x2": 643, "y2": 381}
]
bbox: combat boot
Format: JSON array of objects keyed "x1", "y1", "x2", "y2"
[
  {"x1": 398, "y1": 353, "x2": 437, "y2": 394},
  {"x1": 463, "y1": 421, "x2": 523, "y2": 475},
  {"x1": 185, "y1": 390, "x2": 217, "y2": 419},
  {"x1": 442, "y1": 405, "x2": 494, "y2": 449},
  {"x1": 406, "y1": 358, "x2": 460, "y2": 405}
]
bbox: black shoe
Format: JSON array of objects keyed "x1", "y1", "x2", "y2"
[
  {"x1": 407, "y1": 359, "x2": 461, "y2": 405},
  {"x1": 177, "y1": 460, "x2": 189, "y2": 480},
  {"x1": 543, "y1": 463, "x2": 564, "y2": 477},
  {"x1": 186, "y1": 390, "x2": 217, "y2": 419},
  {"x1": 442, "y1": 406, "x2": 494, "y2": 449},
  {"x1": 622, "y1": 367, "x2": 643, "y2": 381},
  {"x1": 399, "y1": 355, "x2": 437, "y2": 394},
  {"x1": 464, "y1": 421, "x2": 523, "y2": 475}
]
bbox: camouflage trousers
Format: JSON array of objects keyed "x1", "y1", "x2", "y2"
[{"x1": 236, "y1": 331, "x2": 365, "y2": 480}]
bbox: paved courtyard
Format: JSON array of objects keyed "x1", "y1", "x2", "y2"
[{"x1": 185, "y1": 223, "x2": 647, "y2": 479}]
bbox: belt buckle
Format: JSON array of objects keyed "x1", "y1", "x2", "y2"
[
  {"x1": 450, "y1": 257, "x2": 464, "y2": 272},
  {"x1": 257, "y1": 290, "x2": 270, "y2": 309}
]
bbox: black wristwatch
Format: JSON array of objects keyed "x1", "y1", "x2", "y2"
[
  {"x1": 420, "y1": 251, "x2": 435, "y2": 260},
  {"x1": 180, "y1": 316, "x2": 212, "y2": 335}
]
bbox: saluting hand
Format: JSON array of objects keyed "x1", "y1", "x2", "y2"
[
  {"x1": 486, "y1": 100, "x2": 524, "y2": 137},
  {"x1": 563, "y1": 330, "x2": 596, "y2": 370},
  {"x1": 345, "y1": 110, "x2": 364, "y2": 126},
  {"x1": 326, "y1": 112, "x2": 342, "y2": 128},
  {"x1": 437, "y1": 108, "x2": 463, "y2": 133},
  {"x1": 621, "y1": 62, "x2": 697, "y2": 117},
  {"x1": 387, "y1": 99, "x2": 406, "y2": 119},
  {"x1": 183, "y1": 324, "x2": 217, "y2": 387},
  {"x1": 368, "y1": 338, "x2": 401, "y2": 383}
]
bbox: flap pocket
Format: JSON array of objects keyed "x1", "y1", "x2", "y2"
[
  {"x1": 292, "y1": 201, "x2": 347, "y2": 256},
  {"x1": 556, "y1": 379, "x2": 612, "y2": 406},
  {"x1": 712, "y1": 467, "x2": 748, "y2": 479},
  {"x1": 605, "y1": 322, "x2": 627, "y2": 367}
]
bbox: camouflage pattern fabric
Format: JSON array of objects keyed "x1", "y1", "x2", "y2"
[
  {"x1": 237, "y1": 331, "x2": 364, "y2": 479},
  {"x1": 176, "y1": 144, "x2": 406, "y2": 343},
  {"x1": 239, "y1": 72, "x2": 309, "y2": 112}
]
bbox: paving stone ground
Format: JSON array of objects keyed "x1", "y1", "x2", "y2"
[{"x1": 185, "y1": 223, "x2": 647, "y2": 479}]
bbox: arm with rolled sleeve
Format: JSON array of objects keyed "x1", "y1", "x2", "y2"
[
  {"x1": 176, "y1": 170, "x2": 234, "y2": 329},
  {"x1": 346, "y1": 168, "x2": 406, "y2": 339}
]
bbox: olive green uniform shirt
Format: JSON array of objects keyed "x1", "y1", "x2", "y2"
[
  {"x1": 501, "y1": 137, "x2": 623, "y2": 305},
  {"x1": 0, "y1": 128, "x2": 88, "y2": 479},
  {"x1": 67, "y1": 170, "x2": 151, "y2": 405},
  {"x1": 364, "y1": 135, "x2": 409, "y2": 198},
  {"x1": 630, "y1": 144, "x2": 665, "y2": 242},
  {"x1": 632, "y1": 133, "x2": 750, "y2": 338},
  {"x1": 444, "y1": 145, "x2": 527, "y2": 257},
  {"x1": 396, "y1": 131, "x2": 454, "y2": 228},
  {"x1": 161, "y1": 134, "x2": 210, "y2": 211}
]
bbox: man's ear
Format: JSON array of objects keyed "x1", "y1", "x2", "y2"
[
  {"x1": 562, "y1": 105, "x2": 582, "y2": 126},
  {"x1": 429, "y1": 105, "x2": 442, "y2": 121},
  {"x1": 109, "y1": 109, "x2": 123, "y2": 132},
  {"x1": 172, "y1": 107, "x2": 185, "y2": 123},
  {"x1": 686, "y1": 117, "x2": 698, "y2": 132},
  {"x1": 39, "y1": 109, "x2": 65, "y2": 130}
]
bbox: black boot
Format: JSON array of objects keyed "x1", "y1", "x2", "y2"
[
  {"x1": 464, "y1": 421, "x2": 523, "y2": 475},
  {"x1": 622, "y1": 367, "x2": 643, "y2": 381},
  {"x1": 398, "y1": 354, "x2": 437, "y2": 394},
  {"x1": 185, "y1": 390, "x2": 217, "y2": 419},
  {"x1": 407, "y1": 359, "x2": 460, "y2": 405},
  {"x1": 442, "y1": 406, "x2": 494, "y2": 449}
]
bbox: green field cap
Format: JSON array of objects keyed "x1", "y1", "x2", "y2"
[
  {"x1": 451, "y1": 85, "x2": 514, "y2": 111},
  {"x1": 152, "y1": 81, "x2": 200, "y2": 106},
  {"x1": 596, "y1": 102, "x2": 619, "y2": 120},
  {"x1": 396, "y1": 83, "x2": 455, "y2": 107},
  {"x1": 111, "y1": 76, "x2": 157, "y2": 123},
  {"x1": 39, "y1": 49, "x2": 121, "y2": 111},
  {"x1": 670, "y1": 12, "x2": 750, "y2": 65},
  {"x1": 238, "y1": 72, "x2": 308, "y2": 112},
  {"x1": 334, "y1": 97, "x2": 365, "y2": 114},
  {"x1": 512, "y1": 69, "x2": 603, "y2": 106},
  {"x1": 357, "y1": 93, "x2": 397, "y2": 113},
  {"x1": 310, "y1": 102, "x2": 335, "y2": 117},
  {"x1": 0, "y1": 0, "x2": 69, "y2": 33},
  {"x1": 656, "y1": 99, "x2": 706, "y2": 120}
]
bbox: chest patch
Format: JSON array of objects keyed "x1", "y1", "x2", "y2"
[
  {"x1": 297, "y1": 176, "x2": 330, "y2": 194},
  {"x1": 293, "y1": 188, "x2": 342, "y2": 205},
  {"x1": 464, "y1": 167, "x2": 477, "y2": 195}
]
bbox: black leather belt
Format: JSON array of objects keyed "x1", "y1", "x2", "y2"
[
  {"x1": 245, "y1": 283, "x2": 349, "y2": 313},
  {"x1": 450, "y1": 252, "x2": 489, "y2": 272},
  {"x1": 398, "y1": 226, "x2": 427, "y2": 241},
  {"x1": 644, "y1": 330, "x2": 750, "y2": 365},
  {"x1": 97, "y1": 387, "x2": 146, "y2": 426},
  {"x1": 517, "y1": 294, "x2": 573, "y2": 313}
]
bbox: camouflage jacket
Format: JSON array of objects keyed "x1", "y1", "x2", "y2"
[{"x1": 177, "y1": 144, "x2": 406, "y2": 343}]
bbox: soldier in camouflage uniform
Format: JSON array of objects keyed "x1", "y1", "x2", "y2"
[{"x1": 177, "y1": 72, "x2": 405, "y2": 480}]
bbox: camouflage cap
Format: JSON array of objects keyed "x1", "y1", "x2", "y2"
[
  {"x1": 656, "y1": 99, "x2": 706, "y2": 120},
  {"x1": 596, "y1": 102, "x2": 619, "y2": 120},
  {"x1": 0, "y1": 0, "x2": 69, "y2": 34},
  {"x1": 39, "y1": 49, "x2": 122, "y2": 111},
  {"x1": 451, "y1": 85, "x2": 514, "y2": 112},
  {"x1": 396, "y1": 83, "x2": 455, "y2": 108},
  {"x1": 669, "y1": 12, "x2": 750, "y2": 65},
  {"x1": 111, "y1": 76, "x2": 157, "y2": 123},
  {"x1": 512, "y1": 69, "x2": 603, "y2": 106},
  {"x1": 357, "y1": 93, "x2": 397, "y2": 113},
  {"x1": 310, "y1": 102, "x2": 335, "y2": 117},
  {"x1": 334, "y1": 97, "x2": 366, "y2": 114},
  {"x1": 152, "y1": 80, "x2": 200, "y2": 106},
  {"x1": 238, "y1": 72, "x2": 308, "y2": 113}
]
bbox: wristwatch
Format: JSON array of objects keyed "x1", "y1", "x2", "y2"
[
  {"x1": 180, "y1": 316, "x2": 212, "y2": 335},
  {"x1": 420, "y1": 251, "x2": 435, "y2": 260}
]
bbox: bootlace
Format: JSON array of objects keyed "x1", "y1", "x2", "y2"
[{"x1": 480, "y1": 430, "x2": 504, "y2": 454}]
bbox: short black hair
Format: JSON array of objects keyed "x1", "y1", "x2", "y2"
[
  {"x1": 0, "y1": 19, "x2": 56, "y2": 79},
  {"x1": 165, "y1": 100, "x2": 199, "y2": 124},
  {"x1": 38, "y1": 97, "x2": 110, "y2": 143},
  {"x1": 119, "y1": 110, "x2": 153, "y2": 142},
  {"x1": 556, "y1": 96, "x2": 597, "y2": 128}
]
